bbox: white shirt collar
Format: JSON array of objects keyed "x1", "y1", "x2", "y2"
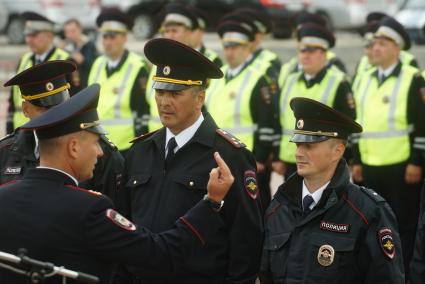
[
  {"x1": 165, "y1": 113, "x2": 204, "y2": 155},
  {"x1": 302, "y1": 180, "x2": 331, "y2": 210},
  {"x1": 35, "y1": 46, "x2": 53, "y2": 62},
  {"x1": 37, "y1": 166, "x2": 79, "y2": 186},
  {"x1": 227, "y1": 54, "x2": 253, "y2": 77},
  {"x1": 107, "y1": 57, "x2": 121, "y2": 69},
  {"x1": 378, "y1": 61, "x2": 398, "y2": 78}
]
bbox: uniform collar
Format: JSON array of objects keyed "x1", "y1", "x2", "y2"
[
  {"x1": 227, "y1": 54, "x2": 253, "y2": 78},
  {"x1": 32, "y1": 46, "x2": 56, "y2": 64},
  {"x1": 302, "y1": 180, "x2": 330, "y2": 210},
  {"x1": 25, "y1": 167, "x2": 78, "y2": 186},
  {"x1": 106, "y1": 49, "x2": 129, "y2": 75},
  {"x1": 373, "y1": 60, "x2": 402, "y2": 80},
  {"x1": 299, "y1": 65, "x2": 329, "y2": 88},
  {"x1": 12, "y1": 129, "x2": 38, "y2": 161},
  {"x1": 165, "y1": 113, "x2": 204, "y2": 153}
]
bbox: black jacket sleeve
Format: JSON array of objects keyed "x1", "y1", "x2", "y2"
[{"x1": 129, "y1": 66, "x2": 150, "y2": 136}]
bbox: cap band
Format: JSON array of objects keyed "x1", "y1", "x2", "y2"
[
  {"x1": 300, "y1": 36, "x2": 329, "y2": 49},
  {"x1": 99, "y1": 21, "x2": 128, "y2": 33},
  {"x1": 222, "y1": 32, "x2": 250, "y2": 44},
  {"x1": 24, "y1": 21, "x2": 54, "y2": 34},
  {"x1": 375, "y1": 26, "x2": 405, "y2": 49},
  {"x1": 164, "y1": 13, "x2": 193, "y2": 29},
  {"x1": 21, "y1": 83, "x2": 70, "y2": 101},
  {"x1": 153, "y1": 76, "x2": 202, "y2": 86}
]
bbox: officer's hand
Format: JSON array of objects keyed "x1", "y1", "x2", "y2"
[
  {"x1": 405, "y1": 164, "x2": 423, "y2": 184},
  {"x1": 256, "y1": 162, "x2": 266, "y2": 173},
  {"x1": 272, "y1": 161, "x2": 286, "y2": 176},
  {"x1": 207, "y1": 152, "x2": 235, "y2": 202},
  {"x1": 351, "y1": 164, "x2": 363, "y2": 183}
]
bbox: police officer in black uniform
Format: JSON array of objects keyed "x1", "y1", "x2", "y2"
[
  {"x1": 260, "y1": 98, "x2": 404, "y2": 283},
  {"x1": 118, "y1": 38, "x2": 263, "y2": 283},
  {"x1": 410, "y1": 181, "x2": 425, "y2": 284},
  {"x1": 0, "y1": 83, "x2": 235, "y2": 284},
  {"x1": 0, "y1": 60, "x2": 124, "y2": 200}
]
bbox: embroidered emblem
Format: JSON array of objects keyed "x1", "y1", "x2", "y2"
[
  {"x1": 317, "y1": 244, "x2": 335, "y2": 266},
  {"x1": 378, "y1": 228, "x2": 395, "y2": 259},
  {"x1": 106, "y1": 209, "x2": 136, "y2": 231},
  {"x1": 244, "y1": 170, "x2": 258, "y2": 199},
  {"x1": 320, "y1": 221, "x2": 350, "y2": 233}
]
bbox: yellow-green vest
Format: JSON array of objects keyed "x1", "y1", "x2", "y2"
[
  {"x1": 279, "y1": 68, "x2": 344, "y2": 163},
  {"x1": 354, "y1": 65, "x2": 417, "y2": 166},
  {"x1": 205, "y1": 64, "x2": 263, "y2": 150},
  {"x1": 203, "y1": 48, "x2": 221, "y2": 65},
  {"x1": 251, "y1": 48, "x2": 279, "y2": 75},
  {"x1": 88, "y1": 52, "x2": 147, "y2": 151},
  {"x1": 12, "y1": 48, "x2": 69, "y2": 129},
  {"x1": 278, "y1": 51, "x2": 339, "y2": 89},
  {"x1": 145, "y1": 65, "x2": 163, "y2": 132}
]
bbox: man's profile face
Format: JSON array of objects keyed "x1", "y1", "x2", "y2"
[{"x1": 25, "y1": 31, "x2": 52, "y2": 54}]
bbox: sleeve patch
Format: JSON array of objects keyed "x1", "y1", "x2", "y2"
[
  {"x1": 106, "y1": 209, "x2": 136, "y2": 231},
  {"x1": 378, "y1": 228, "x2": 395, "y2": 259},
  {"x1": 244, "y1": 170, "x2": 258, "y2": 199}
]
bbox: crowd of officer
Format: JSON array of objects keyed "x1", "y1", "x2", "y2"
[{"x1": 0, "y1": 2, "x2": 425, "y2": 284}]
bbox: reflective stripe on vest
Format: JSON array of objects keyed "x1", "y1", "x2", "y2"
[
  {"x1": 12, "y1": 49, "x2": 69, "y2": 129},
  {"x1": 145, "y1": 66, "x2": 163, "y2": 131},
  {"x1": 278, "y1": 57, "x2": 298, "y2": 88},
  {"x1": 355, "y1": 66, "x2": 416, "y2": 165},
  {"x1": 279, "y1": 69, "x2": 343, "y2": 163},
  {"x1": 206, "y1": 64, "x2": 262, "y2": 150},
  {"x1": 88, "y1": 52, "x2": 146, "y2": 150}
]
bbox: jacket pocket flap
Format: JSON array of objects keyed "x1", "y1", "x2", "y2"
[
  {"x1": 265, "y1": 232, "x2": 291, "y2": 251},
  {"x1": 174, "y1": 175, "x2": 208, "y2": 190},
  {"x1": 126, "y1": 174, "x2": 151, "y2": 187}
]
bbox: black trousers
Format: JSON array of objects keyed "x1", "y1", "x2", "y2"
[{"x1": 363, "y1": 162, "x2": 422, "y2": 278}]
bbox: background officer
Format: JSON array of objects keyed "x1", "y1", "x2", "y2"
[
  {"x1": 206, "y1": 19, "x2": 280, "y2": 210},
  {"x1": 88, "y1": 8, "x2": 150, "y2": 156},
  {"x1": 0, "y1": 60, "x2": 124, "y2": 201},
  {"x1": 260, "y1": 97, "x2": 404, "y2": 283},
  {"x1": 6, "y1": 11, "x2": 70, "y2": 134},
  {"x1": 351, "y1": 16, "x2": 425, "y2": 274},
  {"x1": 118, "y1": 38, "x2": 263, "y2": 284},
  {"x1": 0, "y1": 83, "x2": 235, "y2": 283},
  {"x1": 278, "y1": 11, "x2": 347, "y2": 88},
  {"x1": 273, "y1": 23, "x2": 355, "y2": 180}
]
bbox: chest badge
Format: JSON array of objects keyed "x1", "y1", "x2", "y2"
[
  {"x1": 317, "y1": 244, "x2": 335, "y2": 267},
  {"x1": 382, "y1": 96, "x2": 390, "y2": 104},
  {"x1": 229, "y1": 91, "x2": 237, "y2": 99}
]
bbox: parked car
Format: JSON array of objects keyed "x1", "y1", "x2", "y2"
[
  {"x1": 102, "y1": 0, "x2": 305, "y2": 39},
  {"x1": 396, "y1": 0, "x2": 425, "y2": 44},
  {"x1": 1, "y1": 0, "x2": 101, "y2": 44}
]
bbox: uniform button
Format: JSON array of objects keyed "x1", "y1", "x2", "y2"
[
  {"x1": 189, "y1": 181, "x2": 194, "y2": 187},
  {"x1": 133, "y1": 180, "x2": 137, "y2": 185}
]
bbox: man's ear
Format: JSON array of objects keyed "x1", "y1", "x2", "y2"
[
  {"x1": 196, "y1": 90, "x2": 206, "y2": 109},
  {"x1": 66, "y1": 135, "x2": 80, "y2": 160}
]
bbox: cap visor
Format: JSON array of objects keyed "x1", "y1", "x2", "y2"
[
  {"x1": 290, "y1": 134, "x2": 330, "y2": 143},
  {"x1": 152, "y1": 81, "x2": 191, "y2": 91}
]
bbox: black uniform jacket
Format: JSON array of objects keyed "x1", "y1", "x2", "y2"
[
  {"x1": 120, "y1": 113, "x2": 264, "y2": 284},
  {"x1": 0, "y1": 168, "x2": 223, "y2": 283},
  {"x1": 0, "y1": 130, "x2": 124, "y2": 200},
  {"x1": 410, "y1": 182, "x2": 425, "y2": 284},
  {"x1": 260, "y1": 159, "x2": 404, "y2": 284}
]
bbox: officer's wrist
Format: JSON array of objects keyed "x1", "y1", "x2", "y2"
[{"x1": 203, "y1": 194, "x2": 224, "y2": 212}]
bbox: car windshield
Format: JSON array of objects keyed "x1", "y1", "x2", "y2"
[{"x1": 405, "y1": 0, "x2": 425, "y2": 9}]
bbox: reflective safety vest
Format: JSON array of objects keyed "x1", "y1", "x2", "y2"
[
  {"x1": 12, "y1": 48, "x2": 69, "y2": 129},
  {"x1": 354, "y1": 65, "x2": 417, "y2": 166},
  {"x1": 145, "y1": 66, "x2": 163, "y2": 132},
  {"x1": 251, "y1": 48, "x2": 279, "y2": 75},
  {"x1": 203, "y1": 48, "x2": 221, "y2": 66},
  {"x1": 88, "y1": 52, "x2": 147, "y2": 151},
  {"x1": 206, "y1": 64, "x2": 263, "y2": 150},
  {"x1": 279, "y1": 68, "x2": 344, "y2": 163},
  {"x1": 278, "y1": 51, "x2": 337, "y2": 88}
]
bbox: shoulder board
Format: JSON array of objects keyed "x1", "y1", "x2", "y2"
[
  {"x1": 65, "y1": 184, "x2": 102, "y2": 197},
  {"x1": 359, "y1": 186, "x2": 385, "y2": 203},
  {"x1": 216, "y1": 129, "x2": 246, "y2": 148},
  {"x1": 100, "y1": 135, "x2": 117, "y2": 150},
  {"x1": 0, "y1": 133, "x2": 16, "y2": 148},
  {"x1": 130, "y1": 130, "x2": 159, "y2": 143}
]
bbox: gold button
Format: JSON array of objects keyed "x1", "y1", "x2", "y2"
[{"x1": 189, "y1": 181, "x2": 194, "y2": 187}]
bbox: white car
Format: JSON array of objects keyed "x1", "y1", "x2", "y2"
[{"x1": 396, "y1": 0, "x2": 425, "y2": 44}]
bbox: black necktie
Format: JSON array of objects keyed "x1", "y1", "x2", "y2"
[
  {"x1": 165, "y1": 137, "x2": 177, "y2": 168},
  {"x1": 35, "y1": 58, "x2": 42, "y2": 65},
  {"x1": 302, "y1": 194, "x2": 314, "y2": 216}
]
